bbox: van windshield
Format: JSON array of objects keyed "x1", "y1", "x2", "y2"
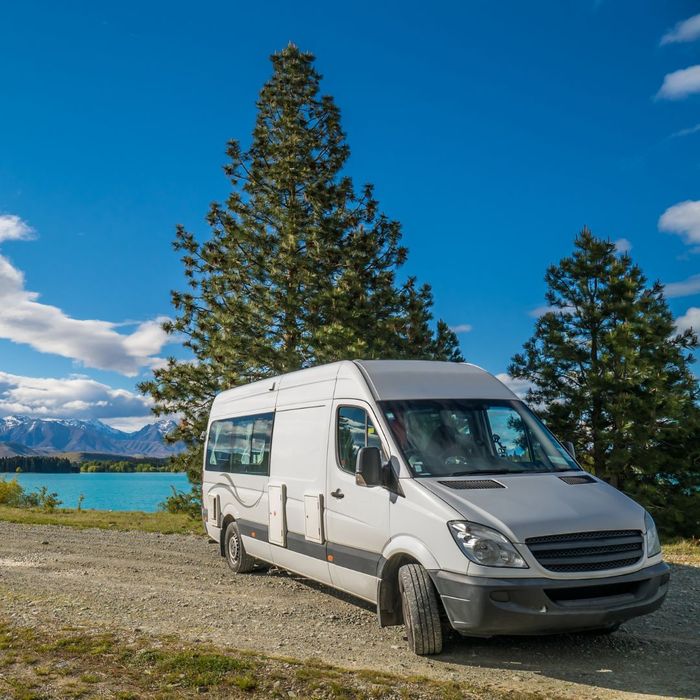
[{"x1": 379, "y1": 399, "x2": 579, "y2": 477}]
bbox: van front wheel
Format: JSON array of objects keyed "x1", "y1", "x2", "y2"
[
  {"x1": 224, "y1": 521, "x2": 256, "y2": 574},
  {"x1": 398, "y1": 563, "x2": 443, "y2": 655}
]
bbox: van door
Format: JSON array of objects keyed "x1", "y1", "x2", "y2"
[
  {"x1": 326, "y1": 400, "x2": 391, "y2": 601},
  {"x1": 268, "y1": 403, "x2": 332, "y2": 585}
]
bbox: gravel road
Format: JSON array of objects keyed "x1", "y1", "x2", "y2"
[{"x1": 0, "y1": 522, "x2": 697, "y2": 699}]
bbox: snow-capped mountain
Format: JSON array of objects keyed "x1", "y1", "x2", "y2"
[{"x1": 0, "y1": 416, "x2": 183, "y2": 458}]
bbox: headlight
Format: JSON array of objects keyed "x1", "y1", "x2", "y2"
[
  {"x1": 644, "y1": 511, "x2": 661, "y2": 558},
  {"x1": 448, "y1": 521, "x2": 528, "y2": 568}
]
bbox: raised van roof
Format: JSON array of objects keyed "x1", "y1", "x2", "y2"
[
  {"x1": 211, "y1": 360, "x2": 518, "y2": 414},
  {"x1": 353, "y1": 360, "x2": 517, "y2": 401}
]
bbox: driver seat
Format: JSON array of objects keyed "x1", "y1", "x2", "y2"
[{"x1": 425, "y1": 423, "x2": 462, "y2": 461}]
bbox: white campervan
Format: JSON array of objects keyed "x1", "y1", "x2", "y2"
[{"x1": 202, "y1": 360, "x2": 669, "y2": 654}]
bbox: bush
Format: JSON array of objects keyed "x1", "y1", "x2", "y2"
[
  {"x1": 20, "y1": 485, "x2": 62, "y2": 511},
  {"x1": 0, "y1": 477, "x2": 24, "y2": 506},
  {"x1": 160, "y1": 485, "x2": 201, "y2": 520}
]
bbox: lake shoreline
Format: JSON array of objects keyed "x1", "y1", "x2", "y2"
[{"x1": 4, "y1": 471, "x2": 191, "y2": 512}]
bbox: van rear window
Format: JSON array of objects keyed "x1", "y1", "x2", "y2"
[{"x1": 205, "y1": 412, "x2": 274, "y2": 475}]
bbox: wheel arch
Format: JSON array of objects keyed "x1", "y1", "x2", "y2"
[
  {"x1": 376, "y1": 538, "x2": 442, "y2": 627},
  {"x1": 216, "y1": 493, "x2": 244, "y2": 557},
  {"x1": 219, "y1": 513, "x2": 236, "y2": 557}
]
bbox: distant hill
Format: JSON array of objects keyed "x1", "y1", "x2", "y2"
[
  {"x1": 0, "y1": 416, "x2": 184, "y2": 458},
  {"x1": 0, "y1": 441, "x2": 39, "y2": 458}
]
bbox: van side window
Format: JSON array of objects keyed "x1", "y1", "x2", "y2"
[
  {"x1": 205, "y1": 412, "x2": 274, "y2": 475},
  {"x1": 337, "y1": 406, "x2": 383, "y2": 473}
]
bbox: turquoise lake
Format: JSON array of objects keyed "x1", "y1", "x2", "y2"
[{"x1": 8, "y1": 472, "x2": 191, "y2": 512}]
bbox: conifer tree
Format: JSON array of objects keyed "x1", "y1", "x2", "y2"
[
  {"x1": 140, "y1": 45, "x2": 462, "y2": 482},
  {"x1": 509, "y1": 229, "x2": 700, "y2": 535}
]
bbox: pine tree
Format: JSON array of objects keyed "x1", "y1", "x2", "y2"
[
  {"x1": 139, "y1": 45, "x2": 462, "y2": 483},
  {"x1": 509, "y1": 228, "x2": 700, "y2": 536}
]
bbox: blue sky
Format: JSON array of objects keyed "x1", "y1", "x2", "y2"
[{"x1": 1, "y1": 1, "x2": 699, "y2": 429}]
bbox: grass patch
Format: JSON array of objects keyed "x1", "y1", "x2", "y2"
[
  {"x1": 0, "y1": 505, "x2": 202, "y2": 535},
  {"x1": 0, "y1": 618, "x2": 563, "y2": 700},
  {"x1": 663, "y1": 538, "x2": 700, "y2": 565}
]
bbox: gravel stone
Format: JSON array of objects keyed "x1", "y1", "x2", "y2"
[{"x1": 0, "y1": 521, "x2": 697, "y2": 699}]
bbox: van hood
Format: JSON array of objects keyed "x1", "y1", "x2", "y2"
[{"x1": 418, "y1": 473, "x2": 645, "y2": 542}]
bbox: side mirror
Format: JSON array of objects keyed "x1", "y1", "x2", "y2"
[
  {"x1": 356, "y1": 446, "x2": 382, "y2": 487},
  {"x1": 564, "y1": 441, "x2": 576, "y2": 459}
]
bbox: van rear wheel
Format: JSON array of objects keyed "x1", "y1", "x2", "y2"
[
  {"x1": 224, "y1": 521, "x2": 256, "y2": 573},
  {"x1": 398, "y1": 563, "x2": 443, "y2": 655}
]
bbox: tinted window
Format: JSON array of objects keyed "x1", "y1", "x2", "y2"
[
  {"x1": 337, "y1": 406, "x2": 383, "y2": 473},
  {"x1": 206, "y1": 413, "x2": 274, "y2": 475}
]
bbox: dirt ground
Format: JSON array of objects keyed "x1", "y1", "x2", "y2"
[{"x1": 0, "y1": 522, "x2": 697, "y2": 699}]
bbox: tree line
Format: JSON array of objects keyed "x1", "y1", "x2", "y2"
[
  {"x1": 80, "y1": 460, "x2": 181, "y2": 473},
  {"x1": 0, "y1": 456, "x2": 77, "y2": 473},
  {"x1": 140, "y1": 44, "x2": 699, "y2": 537},
  {"x1": 0, "y1": 456, "x2": 182, "y2": 473}
]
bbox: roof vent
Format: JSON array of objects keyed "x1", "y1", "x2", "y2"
[
  {"x1": 438, "y1": 479, "x2": 505, "y2": 490},
  {"x1": 559, "y1": 475, "x2": 596, "y2": 485}
]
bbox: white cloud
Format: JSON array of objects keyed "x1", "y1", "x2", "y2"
[
  {"x1": 656, "y1": 65, "x2": 700, "y2": 100},
  {"x1": 529, "y1": 305, "x2": 553, "y2": 318},
  {"x1": 614, "y1": 238, "x2": 632, "y2": 253},
  {"x1": 675, "y1": 307, "x2": 700, "y2": 333},
  {"x1": 0, "y1": 215, "x2": 172, "y2": 376},
  {"x1": 0, "y1": 371, "x2": 153, "y2": 421},
  {"x1": 0, "y1": 215, "x2": 34, "y2": 243},
  {"x1": 664, "y1": 274, "x2": 700, "y2": 298},
  {"x1": 661, "y1": 13, "x2": 700, "y2": 45},
  {"x1": 449, "y1": 323, "x2": 472, "y2": 334},
  {"x1": 670, "y1": 123, "x2": 700, "y2": 139},
  {"x1": 528, "y1": 304, "x2": 577, "y2": 318},
  {"x1": 658, "y1": 200, "x2": 700, "y2": 245},
  {"x1": 495, "y1": 373, "x2": 535, "y2": 399}
]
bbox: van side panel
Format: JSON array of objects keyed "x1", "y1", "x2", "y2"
[
  {"x1": 204, "y1": 385, "x2": 277, "y2": 562},
  {"x1": 219, "y1": 474, "x2": 272, "y2": 560},
  {"x1": 267, "y1": 368, "x2": 338, "y2": 585},
  {"x1": 269, "y1": 405, "x2": 332, "y2": 583}
]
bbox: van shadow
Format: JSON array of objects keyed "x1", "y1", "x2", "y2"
[
  {"x1": 435, "y1": 562, "x2": 699, "y2": 699},
  {"x1": 260, "y1": 563, "x2": 698, "y2": 698},
  {"x1": 253, "y1": 565, "x2": 377, "y2": 612}
]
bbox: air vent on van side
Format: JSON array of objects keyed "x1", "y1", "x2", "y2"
[
  {"x1": 559, "y1": 475, "x2": 596, "y2": 485},
  {"x1": 438, "y1": 479, "x2": 505, "y2": 490}
]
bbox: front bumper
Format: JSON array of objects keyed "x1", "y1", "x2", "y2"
[{"x1": 429, "y1": 561, "x2": 670, "y2": 636}]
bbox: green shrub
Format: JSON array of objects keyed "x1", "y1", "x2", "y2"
[
  {"x1": 159, "y1": 486, "x2": 201, "y2": 519},
  {"x1": 20, "y1": 485, "x2": 62, "y2": 511},
  {"x1": 0, "y1": 477, "x2": 24, "y2": 506}
]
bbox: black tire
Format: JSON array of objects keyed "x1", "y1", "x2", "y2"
[
  {"x1": 224, "y1": 521, "x2": 256, "y2": 573},
  {"x1": 398, "y1": 563, "x2": 443, "y2": 655}
]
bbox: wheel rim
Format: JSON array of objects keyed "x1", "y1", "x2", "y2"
[{"x1": 228, "y1": 532, "x2": 240, "y2": 563}]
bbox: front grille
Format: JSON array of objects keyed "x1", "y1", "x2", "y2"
[
  {"x1": 438, "y1": 479, "x2": 505, "y2": 490},
  {"x1": 526, "y1": 530, "x2": 644, "y2": 573}
]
